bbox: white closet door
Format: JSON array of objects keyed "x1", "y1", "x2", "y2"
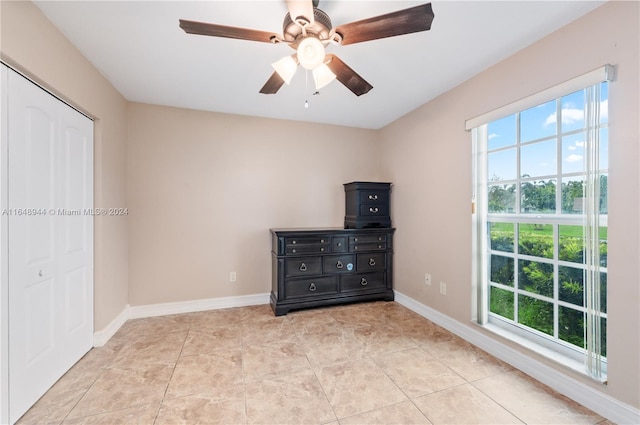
[{"x1": 5, "y1": 66, "x2": 93, "y2": 424}]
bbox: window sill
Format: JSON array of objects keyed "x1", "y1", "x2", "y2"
[{"x1": 480, "y1": 322, "x2": 607, "y2": 384}]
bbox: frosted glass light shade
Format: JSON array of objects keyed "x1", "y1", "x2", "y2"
[
  {"x1": 312, "y1": 63, "x2": 336, "y2": 90},
  {"x1": 272, "y1": 55, "x2": 297, "y2": 85},
  {"x1": 297, "y1": 37, "x2": 325, "y2": 70}
]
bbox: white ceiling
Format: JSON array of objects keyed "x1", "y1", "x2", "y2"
[{"x1": 34, "y1": 1, "x2": 604, "y2": 129}]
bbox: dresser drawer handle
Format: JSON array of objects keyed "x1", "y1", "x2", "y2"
[
  {"x1": 369, "y1": 207, "x2": 379, "y2": 213},
  {"x1": 360, "y1": 278, "x2": 368, "y2": 286},
  {"x1": 368, "y1": 258, "x2": 376, "y2": 266},
  {"x1": 299, "y1": 263, "x2": 307, "y2": 272},
  {"x1": 368, "y1": 194, "x2": 378, "y2": 200},
  {"x1": 336, "y1": 261, "x2": 344, "y2": 269},
  {"x1": 309, "y1": 283, "x2": 317, "y2": 292}
]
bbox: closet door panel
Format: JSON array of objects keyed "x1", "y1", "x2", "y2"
[{"x1": 7, "y1": 71, "x2": 61, "y2": 423}]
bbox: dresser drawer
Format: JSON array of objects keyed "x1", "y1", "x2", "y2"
[
  {"x1": 286, "y1": 244, "x2": 329, "y2": 255},
  {"x1": 285, "y1": 257, "x2": 322, "y2": 277},
  {"x1": 285, "y1": 276, "x2": 338, "y2": 299},
  {"x1": 323, "y1": 254, "x2": 355, "y2": 273},
  {"x1": 349, "y1": 235, "x2": 387, "y2": 244},
  {"x1": 358, "y1": 190, "x2": 389, "y2": 204},
  {"x1": 356, "y1": 253, "x2": 386, "y2": 272},
  {"x1": 359, "y1": 203, "x2": 389, "y2": 217},
  {"x1": 332, "y1": 236, "x2": 348, "y2": 253},
  {"x1": 286, "y1": 236, "x2": 330, "y2": 245},
  {"x1": 341, "y1": 272, "x2": 386, "y2": 292}
]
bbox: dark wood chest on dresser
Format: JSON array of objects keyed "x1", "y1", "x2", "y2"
[
  {"x1": 344, "y1": 182, "x2": 391, "y2": 229},
  {"x1": 270, "y1": 228, "x2": 395, "y2": 316}
]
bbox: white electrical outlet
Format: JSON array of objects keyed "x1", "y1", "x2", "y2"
[
  {"x1": 439, "y1": 281, "x2": 447, "y2": 295},
  {"x1": 424, "y1": 273, "x2": 432, "y2": 286},
  {"x1": 230, "y1": 271, "x2": 237, "y2": 282}
]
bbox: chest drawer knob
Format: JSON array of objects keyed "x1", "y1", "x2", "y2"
[
  {"x1": 336, "y1": 261, "x2": 344, "y2": 269},
  {"x1": 368, "y1": 258, "x2": 376, "y2": 266},
  {"x1": 309, "y1": 283, "x2": 317, "y2": 292},
  {"x1": 369, "y1": 207, "x2": 379, "y2": 213},
  {"x1": 360, "y1": 277, "x2": 368, "y2": 286},
  {"x1": 368, "y1": 194, "x2": 378, "y2": 200},
  {"x1": 299, "y1": 263, "x2": 307, "y2": 272},
  {"x1": 321, "y1": 247, "x2": 325, "y2": 252}
]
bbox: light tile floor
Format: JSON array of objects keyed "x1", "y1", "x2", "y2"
[{"x1": 17, "y1": 301, "x2": 613, "y2": 425}]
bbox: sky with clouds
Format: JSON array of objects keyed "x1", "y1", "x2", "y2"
[{"x1": 486, "y1": 83, "x2": 608, "y2": 182}]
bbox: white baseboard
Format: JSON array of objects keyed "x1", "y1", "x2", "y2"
[
  {"x1": 93, "y1": 293, "x2": 271, "y2": 346},
  {"x1": 127, "y1": 293, "x2": 270, "y2": 319},
  {"x1": 394, "y1": 291, "x2": 640, "y2": 425},
  {"x1": 93, "y1": 304, "x2": 130, "y2": 347}
]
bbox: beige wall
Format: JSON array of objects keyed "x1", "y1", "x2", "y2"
[
  {"x1": 0, "y1": 1, "x2": 129, "y2": 331},
  {"x1": 127, "y1": 103, "x2": 379, "y2": 305},
  {"x1": 379, "y1": 1, "x2": 639, "y2": 409}
]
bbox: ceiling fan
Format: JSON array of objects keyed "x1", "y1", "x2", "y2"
[{"x1": 179, "y1": 1, "x2": 435, "y2": 96}]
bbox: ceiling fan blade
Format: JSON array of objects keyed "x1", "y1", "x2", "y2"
[
  {"x1": 325, "y1": 54, "x2": 373, "y2": 96},
  {"x1": 259, "y1": 72, "x2": 286, "y2": 94},
  {"x1": 286, "y1": 0, "x2": 315, "y2": 25},
  {"x1": 334, "y1": 3, "x2": 434, "y2": 46},
  {"x1": 179, "y1": 19, "x2": 280, "y2": 43}
]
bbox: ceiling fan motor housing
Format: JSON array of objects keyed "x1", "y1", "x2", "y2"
[{"x1": 283, "y1": 8, "x2": 332, "y2": 47}]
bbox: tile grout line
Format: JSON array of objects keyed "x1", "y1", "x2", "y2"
[
  {"x1": 300, "y1": 311, "x2": 343, "y2": 424},
  {"x1": 468, "y1": 370, "x2": 529, "y2": 425},
  {"x1": 363, "y1": 350, "x2": 434, "y2": 424},
  {"x1": 152, "y1": 326, "x2": 190, "y2": 425}
]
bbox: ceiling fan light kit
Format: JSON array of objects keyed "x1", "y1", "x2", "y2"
[
  {"x1": 297, "y1": 37, "x2": 325, "y2": 70},
  {"x1": 312, "y1": 64, "x2": 336, "y2": 90},
  {"x1": 179, "y1": 1, "x2": 434, "y2": 97},
  {"x1": 272, "y1": 55, "x2": 298, "y2": 85}
]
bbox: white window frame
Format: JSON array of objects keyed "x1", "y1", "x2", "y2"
[{"x1": 469, "y1": 65, "x2": 614, "y2": 380}]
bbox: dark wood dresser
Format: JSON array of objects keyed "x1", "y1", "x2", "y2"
[
  {"x1": 270, "y1": 227, "x2": 395, "y2": 316},
  {"x1": 344, "y1": 182, "x2": 392, "y2": 229}
]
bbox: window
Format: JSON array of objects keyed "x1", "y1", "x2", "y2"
[{"x1": 469, "y1": 66, "x2": 613, "y2": 380}]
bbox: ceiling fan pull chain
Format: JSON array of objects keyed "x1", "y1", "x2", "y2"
[{"x1": 304, "y1": 69, "x2": 309, "y2": 108}]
